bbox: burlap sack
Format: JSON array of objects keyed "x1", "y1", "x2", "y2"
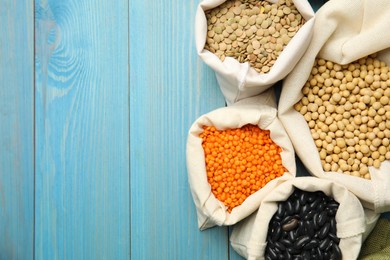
[
  {"x1": 195, "y1": 0, "x2": 315, "y2": 105},
  {"x1": 278, "y1": 0, "x2": 390, "y2": 213},
  {"x1": 186, "y1": 91, "x2": 296, "y2": 230},
  {"x1": 230, "y1": 177, "x2": 380, "y2": 260}
]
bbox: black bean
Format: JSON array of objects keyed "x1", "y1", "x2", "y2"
[
  {"x1": 294, "y1": 235, "x2": 311, "y2": 249},
  {"x1": 288, "y1": 247, "x2": 301, "y2": 255},
  {"x1": 316, "y1": 247, "x2": 323, "y2": 259},
  {"x1": 319, "y1": 237, "x2": 330, "y2": 251},
  {"x1": 303, "y1": 220, "x2": 315, "y2": 238},
  {"x1": 299, "y1": 192, "x2": 308, "y2": 205},
  {"x1": 275, "y1": 241, "x2": 286, "y2": 252},
  {"x1": 266, "y1": 247, "x2": 278, "y2": 259},
  {"x1": 330, "y1": 218, "x2": 337, "y2": 234},
  {"x1": 286, "y1": 200, "x2": 294, "y2": 215},
  {"x1": 296, "y1": 223, "x2": 306, "y2": 237},
  {"x1": 309, "y1": 198, "x2": 321, "y2": 211},
  {"x1": 288, "y1": 230, "x2": 297, "y2": 241},
  {"x1": 303, "y1": 239, "x2": 319, "y2": 250},
  {"x1": 293, "y1": 200, "x2": 300, "y2": 214},
  {"x1": 302, "y1": 251, "x2": 311, "y2": 260},
  {"x1": 328, "y1": 232, "x2": 340, "y2": 244},
  {"x1": 303, "y1": 210, "x2": 315, "y2": 221},
  {"x1": 300, "y1": 203, "x2": 309, "y2": 215},
  {"x1": 282, "y1": 218, "x2": 299, "y2": 232},
  {"x1": 277, "y1": 203, "x2": 285, "y2": 218},
  {"x1": 318, "y1": 222, "x2": 330, "y2": 240},
  {"x1": 313, "y1": 212, "x2": 320, "y2": 230},
  {"x1": 280, "y1": 239, "x2": 293, "y2": 248},
  {"x1": 316, "y1": 201, "x2": 326, "y2": 212},
  {"x1": 307, "y1": 193, "x2": 316, "y2": 202},
  {"x1": 332, "y1": 243, "x2": 342, "y2": 260},
  {"x1": 271, "y1": 224, "x2": 282, "y2": 242},
  {"x1": 325, "y1": 240, "x2": 333, "y2": 252},
  {"x1": 293, "y1": 256, "x2": 302, "y2": 260},
  {"x1": 265, "y1": 255, "x2": 272, "y2": 260},
  {"x1": 323, "y1": 252, "x2": 330, "y2": 259},
  {"x1": 284, "y1": 250, "x2": 292, "y2": 260},
  {"x1": 318, "y1": 211, "x2": 328, "y2": 227}
]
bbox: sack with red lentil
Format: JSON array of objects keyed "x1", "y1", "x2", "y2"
[
  {"x1": 187, "y1": 92, "x2": 296, "y2": 230},
  {"x1": 230, "y1": 177, "x2": 380, "y2": 260},
  {"x1": 195, "y1": 0, "x2": 315, "y2": 105},
  {"x1": 278, "y1": 0, "x2": 390, "y2": 213}
]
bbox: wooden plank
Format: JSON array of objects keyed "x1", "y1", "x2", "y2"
[
  {"x1": 129, "y1": 0, "x2": 229, "y2": 258},
  {"x1": 34, "y1": 1, "x2": 129, "y2": 259},
  {"x1": 0, "y1": 0, "x2": 34, "y2": 259}
]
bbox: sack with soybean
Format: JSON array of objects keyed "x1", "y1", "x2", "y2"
[
  {"x1": 278, "y1": 0, "x2": 390, "y2": 213},
  {"x1": 195, "y1": 0, "x2": 315, "y2": 105},
  {"x1": 186, "y1": 90, "x2": 296, "y2": 230},
  {"x1": 230, "y1": 177, "x2": 380, "y2": 260}
]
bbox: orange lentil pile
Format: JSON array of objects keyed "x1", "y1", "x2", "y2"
[{"x1": 200, "y1": 124, "x2": 286, "y2": 212}]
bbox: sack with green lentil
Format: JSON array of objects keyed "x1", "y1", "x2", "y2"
[
  {"x1": 278, "y1": 0, "x2": 390, "y2": 213},
  {"x1": 186, "y1": 91, "x2": 296, "y2": 230},
  {"x1": 195, "y1": 0, "x2": 315, "y2": 105},
  {"x1": 230, "y1": 177, "x2": 380, "y2": 260}
]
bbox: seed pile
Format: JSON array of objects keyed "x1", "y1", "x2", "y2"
[
  {"x1": 265, "y1": 189, "x2": 341, "y2": 260},
  {"x1": 200, "y1": 124, "x2": 286, "y2": 212},
  {"x1": 204, "y1": 0, "x2": 305, "y2": 74},
  {"x1": 295, "y1": 55, "x2": 390, "y2": 179}
]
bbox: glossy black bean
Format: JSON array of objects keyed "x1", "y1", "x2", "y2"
[
  {"x1": 265, "y1": 255, "x2": 272, "y2": 260},
  {"x1": 332, "y1": 243, "x2": 342, "y2": 260},
  {"x1": 296, "y1": 223, "x2": 306, "y2": 237},
  {"x1": 328, "y1": 207, "x2": 338, "y2": 217},
  {"x1": 286, "y1": 200, "x2": 294, "y2": 215},
  {"x1": 277, "y1": 203, "x2": 285, "y2": 217},
  {"x1": 266, "y1": 247, "x2": 278, "y2": 259},
  {"x1": 271, "y1": 224, "x2": 282, "y2": 242},
  {"x1": 294, "y1": 235, "x2": 311, "y2": 249},
  {"x1": 307, "y1": 193, "x2": 316, "y2": 203},
  {"x1": 325, "y1": 240, "x2": 333, "y2": 252},
  {"x1": 288, "y1": 230, "x2": 297, "y2": 241},
  {"x1": 274, "y1": 241, "x2": 285, "y2": 251},
  {"x1": 313, "y1": 212, "x2": 320, "y2": 230},
  {"x1": 303, "y1": 220, "x2": 315, "y2": 238},
  {"x1": 318, "y1": 222, "x2": 330, "y2": 240},
  {"x1": 293, "y1": 200, "x2": 300, "y2": 214},
  {"x1": 282, "y1": 218, "x2": 299, "y2": 232},
  {"x1": 330, "y1": 218, "x2": 337, "y2": 234},
  {"x1": 318, "y1": 211, "x2": 328, "y2": 227},
  {"x1": 303, "y1": 239, "x2": 319, "y2": 250},
  {"x1": 316, "y1": 201, "x2": 326, "y2": 212},
  {"x1": 280, "y1": 238, "x2": 293, "y2": 248},
  {"x1": 300, "y1": 204, "x2": 309, "y2": 215},
  {"x1": 303, "y1": 210, "x2": 315, "y2": 221},
  {"x1": 299, "y1": 192, "x2": 308, "y2": 205},
  {"x1": 284, "y1": 250, "x2": 292, "y2": 260},
  {"x1": 319, "y1": 238, "x2": 331, "y2": 251},
  {"x1": 293, "y1": 256, "x2": 302, "y2": 260},
  {"x1": 328, "y1": 232, "x2": 340, "y2": 244},
  {"x1": 328, "y1": 201, "x2": 340, "y2": 209},
  {"x1": 309, "y1": 198, "x2": 321, "y2": 211},
  {"x1": 316, "y1": 247, "x2": 323, "y2": 259}
]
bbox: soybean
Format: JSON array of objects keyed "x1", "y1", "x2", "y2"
[{"x1": 294, "y1": 54, "x2": 390, "y2": 179}]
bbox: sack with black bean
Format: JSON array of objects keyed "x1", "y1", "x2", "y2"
[
  {"x1": 195, "y1": 0, "x2": 315, "y2": 105},
  {"x1": 186, "y1": 90, "x2": 296, "y2": 230},
  {"x1": 278, "y1": 0, "x2": 390, "y2": 213},
  {"x1": 230, "y1": 177, "x2": 380, "y2": 260}
]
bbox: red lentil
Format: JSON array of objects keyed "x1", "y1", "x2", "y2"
[{"x1": 199, "y1": 124, "x2": 286, "y2": 212}]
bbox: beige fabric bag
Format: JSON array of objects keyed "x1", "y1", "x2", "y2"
[
  {"x1": 195, "y1": 0, "x2": 315, "y2": 105},
  {"x1": 186, "y1": 91, "x2": 296, "y2": 230},
  {"x1": 278, "y1": 0, "x2": 390, "y2": 213},
  {"x1": 230, "y1": 177, "x2": 380, "y2": 260}
]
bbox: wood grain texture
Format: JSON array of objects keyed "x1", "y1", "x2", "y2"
[
  {"x1": 129, "y1": 0, "x2": 229, "y2": 259},
  {"x1": 34, "y1": 0, "x2": 130, "y2": 259},
  {"x1": 0, "y1": 0, "x2": 34, "y2": 259}
]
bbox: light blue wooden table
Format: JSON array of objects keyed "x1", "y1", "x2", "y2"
[{"x1": 5, "y1": 0, "x2": 382, "y2": 259}]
